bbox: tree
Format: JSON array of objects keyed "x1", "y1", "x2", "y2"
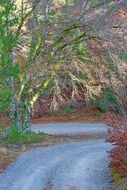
[
  {"x1": 0, "y1": 0, "x2": 20, "y2": 121},
  {"x1": 0, "y1": 0, "x2": 121, "y2": 132},
  {"x1": 0, "y1": 0, "x2": 41, "y2": 132}
]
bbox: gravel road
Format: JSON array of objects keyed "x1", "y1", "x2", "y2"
[
  {"x1": 0, "y1": 122, "x2": 113, "y2": 190},
  {"x1": 32, "y1": 122, "x2": 107, "y2": 135}
]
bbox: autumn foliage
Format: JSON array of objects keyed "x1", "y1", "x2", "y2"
[{"x1": 106, "y1": 112, "x2": 127, "y2": 177}]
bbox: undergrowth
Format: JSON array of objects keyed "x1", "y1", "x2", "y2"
[
  {"x1": 64, "y1": 104, "x2": 73, "y2": 114},
  {"x1": 0, "y1": 125, "x2": 47, "y2": 144},
  {"x1": 106, "y1": 112, "x2": 127, "y2": 190},
  {"x1": 92, "y1": 86, "x2": 123, "y2": 113},
  {"x1": 111, "y1": 169, "x2": 124, "y2": 185}
]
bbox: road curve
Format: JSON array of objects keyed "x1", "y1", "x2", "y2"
[
  {"x1": 0, "y1": 122, "x2": 112, "y2": 190},
  {"x1": 32, "y1": 122, "x2": 107, "y2": 135}
]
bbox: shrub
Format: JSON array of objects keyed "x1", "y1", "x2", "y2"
[
  {"x1": 64, "y1": 104, "x2": 73, "y2": 114},
  {"x1": 92, "y1": 86, "x2": 123, "y2": 112},
  {"x1": 106, "y1": 112, "x2": 127, "y2": 186}
]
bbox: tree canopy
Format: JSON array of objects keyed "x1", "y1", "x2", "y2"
[{"x1": 0, "y1": 0, "x2": 127, "y2": 132}]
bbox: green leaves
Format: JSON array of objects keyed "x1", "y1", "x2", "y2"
[
  {"x1": 91, "y1": 0, "x2": 102, "y2": 8},
  {"x1": 92, "y1": 86, "x2": 123, "y2": 113},
  {"x1": 0, "y1": 87, "x2": 12, "y2": 111},
  {"x1": 0, "y1": 0, "x2": 19, "y2": 111}
]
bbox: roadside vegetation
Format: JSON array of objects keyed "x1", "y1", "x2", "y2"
[
  {"x1": 0, "y1": 0, "x2": 124, "y2": 132},
  {"x1": 0, "y1": 125, "x2": 47, "y2": 144},
  {"x1": 0, "y1": 0, "x2": 127, "y2": 189}
]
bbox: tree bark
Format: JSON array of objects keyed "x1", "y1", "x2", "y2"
[
  {"x1": 9, "y1": 50, "x2": 22, "y2": 131},
  {"x1": 23, "y1": 101, "x2": 31, "y2": 133}
]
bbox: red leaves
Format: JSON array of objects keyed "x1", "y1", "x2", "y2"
[{"x1": 106, "y1": 112, "x2": 127, "y2": 177}]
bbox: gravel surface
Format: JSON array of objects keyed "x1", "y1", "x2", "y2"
[
  {"x1": 0, "y1": 122, "x2": 113, "y2": 190},
  {"x1": 32, "y1": 122, "x2": 107, "y2": 135}
]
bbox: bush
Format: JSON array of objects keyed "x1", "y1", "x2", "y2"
[
  {"x1": 64, "y1": 104, "x2": 73, "y2": 114},
  {"x1": 106, "y1": 112, "x2": 127, "y2": 188},
  {"x1": 92, "y1": 86, "x2": 123, "y2": 112}
]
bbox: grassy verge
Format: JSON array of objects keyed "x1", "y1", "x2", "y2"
[
  {"x1": 0, "y1": 126, "x2": 48, "y2": 145},
  {"x1": 0, "y1": 125, "x2": 49, "y2": 172}
]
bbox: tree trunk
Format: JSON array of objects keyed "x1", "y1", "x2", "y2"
[
  {"x1": 24, "y1": 103, "x2": 31, "y2": 133},
  {"x1": 21, "y1": 100, "x2": 31, "y2": 133},
  {"x1": 9, "y1": 50, "x2": 22, "y2": 131},
  {"x1": 10, "y1": 99, "x2": 22, "y2": 131}
]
